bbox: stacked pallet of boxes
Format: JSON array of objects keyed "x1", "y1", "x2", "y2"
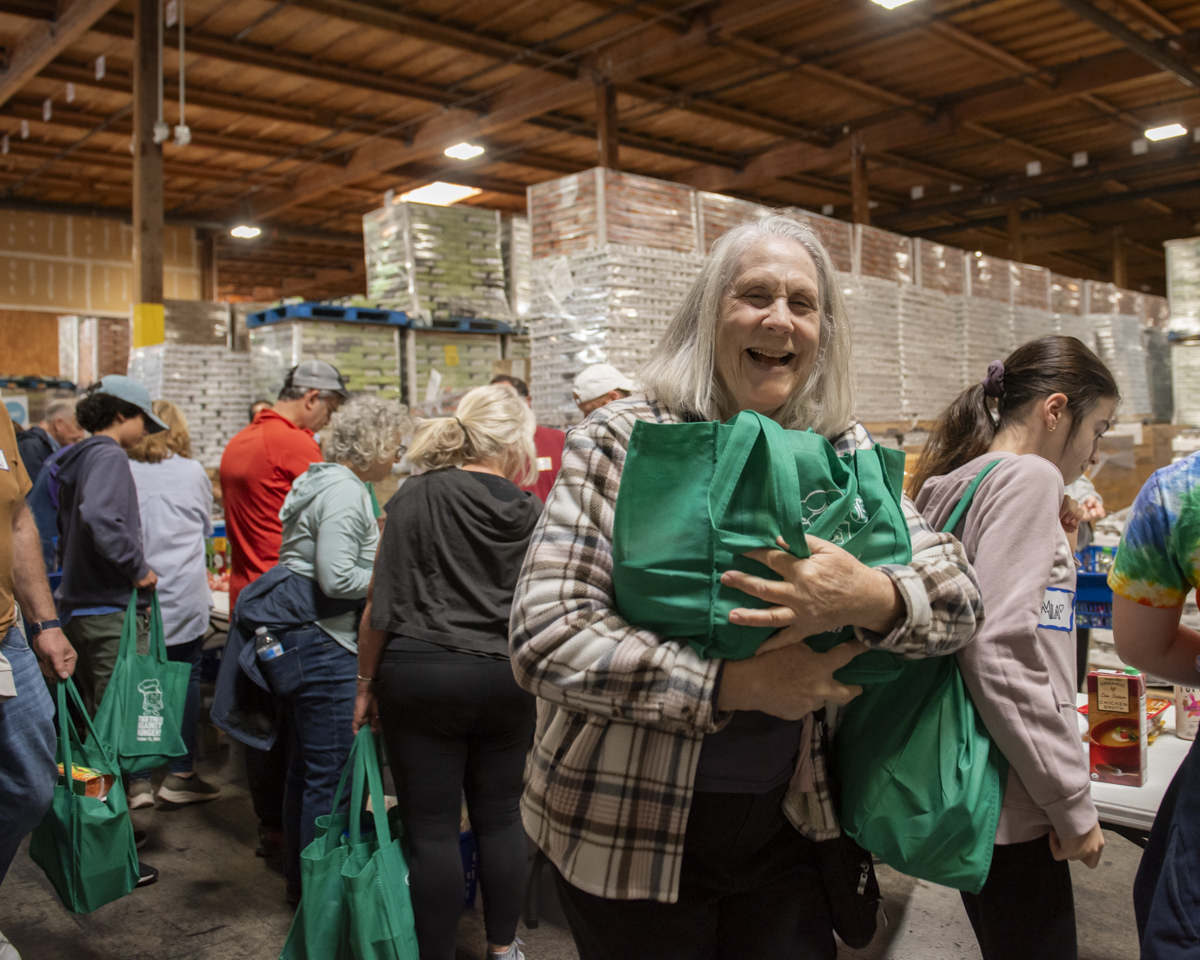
[
  {"x1": 963, "y1": 253, "x2": 1016, "y2": 389},
  {"x1": 1012, "y1": 263, "x2": 1056, "y2": 348},
  {"x1": 526, "y1": 169, "x2": 707, "y2": 427},
  {"x1": 1052, "y1": 275, "x2": 1093, "y2": 347},
  {"x1": 844, "y1": 226, "x2": 907, "y2": 422},
  {"x1": 1167, "y1": 237, "x2": 1200, "y2": 425},
  {"x1": 903, "y1": 240, "x2": 968, "y2": 421},
  {"x1": 1088, "y1": 282, "x2": 1152, "y2": 421},
  {"x1": 248, "y1": 307, "x2": 404, "y2": 408},
  {"x1": 1144, "y1": 295, "x2": 1172, "y2": 423}
]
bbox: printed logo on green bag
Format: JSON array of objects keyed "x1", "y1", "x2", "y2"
[
  {"x1": 136, "y1": 679, "x2": 165, "y2": 741},
  {"x1": 803, "y1": 490, "x2": 870, "y2": 546}
]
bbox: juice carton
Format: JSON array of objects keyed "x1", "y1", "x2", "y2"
[
  {"x1": 58, "y1": 762, "x2": 115, "y2": 801},
  {"x1": 1175, "y1": 686, "x2": 1200, "y2": 741},
  {"x1": 1087, "y1": 668, "x2": 1147, "y2": 786}
]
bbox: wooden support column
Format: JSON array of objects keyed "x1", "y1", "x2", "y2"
[
  {"x1": 1007, "y1": 204, "x2": 1024, "y2": 262},
  {"x1": 850, "y1": 134, "x2": 870, "y2": 225},
  {"x1": 132, "y1": 0, "x2": 164, "y2": 309},
  {"x1": 1112, "y1": 226, "x2": 1128, "y2": 288},
  {"x1": 198, "y1": 230, "x2": 218, "y2": 300},
  {"x1": 595, "y1": 81, "x2": 619, "y2": 170}
]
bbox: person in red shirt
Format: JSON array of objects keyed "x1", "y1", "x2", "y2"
[
  {"x1": 219, "y1": 360, "x2": 348, "y2": 858},
  {"x1": 491, "y1": 375, "x2": 564, "y2": 504}
]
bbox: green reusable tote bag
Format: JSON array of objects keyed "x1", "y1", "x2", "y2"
[
  {"x1": 833, "y1": 460, "x2": 1008, "y2": 894},
  {"x1": 93, "y1": 593, "x2": 189, "y2": 773},
  {"x1": 611, "y1": 410, "x2": 911, "y2": 683},
  {"x1": 29, "y1": 678, "x2": 139, "y2": 914},
  {"x1": 281, "y1": 727, "x2": 418, "y2": 960}
]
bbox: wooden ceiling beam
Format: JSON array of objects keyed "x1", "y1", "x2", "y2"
[
  {"x1": 0, "y1": 0, "x2": 122, "y2": 108},
  {"x1": 1110, "y1": 0, "x2": 1184, "y2": 38},
  {"x1": 1051, "y1": 0, "x2": 1200, "y2": 88}
]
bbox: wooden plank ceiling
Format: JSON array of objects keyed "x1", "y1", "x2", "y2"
[{"x1": 2, "y1": 0, "x2": 1199, "y2": 298}]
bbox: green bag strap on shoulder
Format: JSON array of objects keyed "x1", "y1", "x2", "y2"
[
  {"x1": 709, "y1": 412, "x2": 806, "y2": 557},
  {"x1": 939, "y1": 459, "x2": 1004, "y2": 536}
]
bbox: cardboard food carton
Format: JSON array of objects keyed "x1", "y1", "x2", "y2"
[{"x1": 1087, "y1": 668, "x2": 1147, "y2": 786}]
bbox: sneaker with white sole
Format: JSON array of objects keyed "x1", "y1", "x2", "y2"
[
  {"x1": 156, "y1": 773, "x2": 220, "y2": 805},
  {"x1": 488, "y1": 938, "x2": 524, "y2": 960},
  {"x1": 136, "y1": 862, "x2": 159, "y2": 887},
  {"x1": 127, "y1": 779, "x2": 155, "y2": 810},
  {"x1": 0, "y1": 928, "x2": 22, "y2": 960}
]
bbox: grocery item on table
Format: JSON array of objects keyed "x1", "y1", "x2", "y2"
[
  {"x1": 1087, "y1": 668, "x2": 1147, "y2": 786},
  {"x1": 1176, "y1": 686, "x2": 1200, "y2": 740},
  {"x1": 57, "y1": 762, "x2": 115, "y2": 801}
]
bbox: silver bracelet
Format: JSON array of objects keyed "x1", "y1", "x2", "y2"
[{"x1": 356, "y1": 675, "x2": 374, "y2": 684}]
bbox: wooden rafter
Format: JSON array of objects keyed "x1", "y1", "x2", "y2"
[{"x1": 0, "y1": 0, "x2": 123, "y2": 107}]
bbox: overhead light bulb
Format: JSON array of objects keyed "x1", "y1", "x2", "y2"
[
  {"x1": 231, "y1": 225, "x2": 261, "y2": 239},
  {"x1": 1146, "y1": 123, "x2": 1187, "y2": 141},
  {"x1": 871, "y1": 0, "x2": 917, "y2": 7},
  {"x1": 399, "y1": 182, "x2": 482, "y2": 206},
  {"x1": 444, "y1": 142, "x2": 485, "y2": 161}
]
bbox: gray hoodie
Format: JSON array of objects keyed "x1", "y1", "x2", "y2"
[
  {"x1": 916, "y1": 451, "x2": 1096, "y2": 844},
  {"x1": 278, "y1": 461, "x2": 378, "y2": 651}
]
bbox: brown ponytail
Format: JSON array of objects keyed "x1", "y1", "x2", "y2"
[{"x1": 908, "y1": 335, "x2": 1119, "y2": 498}]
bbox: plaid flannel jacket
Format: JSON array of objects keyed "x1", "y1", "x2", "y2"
[{"x1": 509, "y1": 398, "x2": 983, "y2": 903}]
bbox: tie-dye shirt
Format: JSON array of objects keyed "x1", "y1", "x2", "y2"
[{"x1": 1109, "y1": 452, "x2": 1200, "y2": 608}]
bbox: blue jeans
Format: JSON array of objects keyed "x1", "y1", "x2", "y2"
[
  {"x1": 0, "y1": 624, "x2": 57, "y2": 883},
  {"x1": 258, "y1": 623, "x2": 357, "y2": 883},
  {"x1": 130, "y1": 636, "x2": 204, "y2": 780}
]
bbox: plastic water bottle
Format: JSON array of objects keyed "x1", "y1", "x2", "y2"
[{"x1": 254, "y1": 626, "x2": 284, "y2": 662}]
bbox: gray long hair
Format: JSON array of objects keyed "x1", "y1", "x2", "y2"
[{"x1": 638, "y1": 214, "x2": 855, "y2": 438}]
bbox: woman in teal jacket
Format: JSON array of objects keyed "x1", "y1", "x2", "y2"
[{"x1": 261, "y1": 395, "x2": 409, "y2": 906}]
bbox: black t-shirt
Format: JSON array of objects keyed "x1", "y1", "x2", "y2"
[{"x1": 372, "y1": 468, "x2": 541, "y2": 658}]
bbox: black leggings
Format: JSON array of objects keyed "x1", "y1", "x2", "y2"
[
  {"x1": 375, "y1": 640, "x2": 536, "y2": 960},
  {"x1": 960, "y1": 834, "x2": 1077, "y2": 960}
]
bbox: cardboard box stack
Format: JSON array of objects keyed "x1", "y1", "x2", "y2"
[
  {"x1": 410, "y1": 330, "x2": 502, "y2": 415},
  {"x1": 161, "y1": 346, "x2": 254, "y2": 469},
  {"x1": 1089, "y1": 282, "x2": 1152, "y2": 421},
  {"x1": 249, "y1": 320, "x2": 402, "y2": 403},
  {"x1": 364, "y1": 200, "x2": 511, "y2": 323}
]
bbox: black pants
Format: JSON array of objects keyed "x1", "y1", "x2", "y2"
[
  {"x1": 960, "y1": 835, "x2": 1077, "y2": 960},
  {"x1": 375, "y1": 641, "x2": 536, "y2": 960},
  {"x1": 552, "y1": 784, "x2": 837, "y2": 960},
  {"x1": 245, "y1": 719, "x2": 290, "y2": 833}
]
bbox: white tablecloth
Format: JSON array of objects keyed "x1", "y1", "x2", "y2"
[{"x1": 1076, "y1": 692, "x2": 1193, "y2": 832}]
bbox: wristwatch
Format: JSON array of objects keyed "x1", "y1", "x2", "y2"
[{"x1": 28, "y1": 619, "x2": 61, "y2": 638}]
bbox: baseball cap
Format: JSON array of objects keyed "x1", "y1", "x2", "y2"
[
  {"x1": 572, "y1": 364, "x2": 635, "y2": 403},
  {"x1": 288, "y1": 360, "x2": 350, "y2": 400},
  {"x1": 93, "y1": 375, "x2": 169, "y2": 433}
]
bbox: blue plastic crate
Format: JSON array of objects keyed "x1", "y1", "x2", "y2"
[
  {"x1": 460, "y1": 830, "x2": 478, "y2": 910},
  {"x1": 246, "y1": 302, "x2": 409, "y2": 328},
  {"x1": 1075, "y1": 569, "x2": 1112, "y2": 629}
]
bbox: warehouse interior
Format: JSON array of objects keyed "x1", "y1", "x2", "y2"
[{"x1": 3, "y1": 0, "x2": 1200, "y2": 957}]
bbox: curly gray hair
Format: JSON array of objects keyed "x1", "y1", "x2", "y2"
[{"x1": 321, "y1": 396, "x2": 411, "y2": 470}]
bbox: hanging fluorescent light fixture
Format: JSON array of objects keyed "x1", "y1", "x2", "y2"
[
  {"x1": 871, "y1": 0, "x2": 917, "y2": 8},
  {"x1": 231, "y1": 225, "x2": 261, "y2": 239},
  {"x1": 444, "y1": 142, "x2": 485, "y2": 160},
  {"x1": 1146, "y1": 123, "x2": 1187, "y2": 141},
  {"x1": 399, "y1": 182, "x2": 482, "y2": 206}
]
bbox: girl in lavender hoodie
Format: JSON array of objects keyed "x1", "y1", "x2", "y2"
[{"x1": 911, "y1": 335, "x2": 1119, "y2": 960}]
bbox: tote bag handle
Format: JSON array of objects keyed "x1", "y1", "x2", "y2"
[
  {"x1": 56, "y1": 678, "x2": 121, "y2": 782},
  {"x1": 327, "y1": 727, "x2": 394, "y2": 848},
  {"x1": 118, "y1": 592, "x2": 169, "y2": 664},
  {"x1": 708, "y1": 412, "x2": 807, "y2": 557}
]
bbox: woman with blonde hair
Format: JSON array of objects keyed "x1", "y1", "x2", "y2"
[
  {"x1": 126, "y1": 400, "x2": 218, "y2": 808},
  {"x1": 353, "y1": 383, "x2": 541, "y2": 960}
]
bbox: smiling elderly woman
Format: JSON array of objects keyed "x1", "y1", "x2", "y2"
[{"x1": 509, "y1": 215, "x2": 985, "y2": 960}]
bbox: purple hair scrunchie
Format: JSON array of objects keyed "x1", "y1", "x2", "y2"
[{"x1": 981, "y1": 360, "x2": 1005, "y2": 398}]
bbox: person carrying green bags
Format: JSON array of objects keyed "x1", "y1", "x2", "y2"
[
  {"x1": 54, "y1": 375, "x2": 171, "y2": 888},
  {"x1": 509, "y1": 213, "x2": 985, "y2": 960},
  {"x1": 912, "y1": 336, "x2": 1120, "y2": 960}
]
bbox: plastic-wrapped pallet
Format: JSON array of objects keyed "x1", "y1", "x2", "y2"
[
  {"x1": 1166, "y1": 237, "x2": 1200, "y2": 338},
  {"x1": 1144, "y1": 326, "x2": 1173, "y2": 422},
  {"x1": 899, "y1": 285, "x2": 964, "y2": 419},
  {"x1": 503, "y1": 216, "x2": 532, "y2": 323},
  {"x1": 527, "y1": 243, "x2": 702, "y2": 427},
  {"x1": 963, "y1": 254, "x2": 1015, "y2": 386},
  {"x1": 787, "y1": 209, "x2": 853, "y2": 273},
  {"x1": 915, "y1": 240, "x2": 965, "y2": 297},
  {"x1": 249, "y1": 320, "x2": 402, "y2": 402},
  {"x1": 363, "y1": 200, "x2": 510, "y2": 322},
  {"x1": 528, "y1": 168, "x2": 700, "y2": 259},
  {"x1": 1012, "y1": 264, "x2": 1055, "y2": 348},
  {"x1": 410, "y1": 330, "x2": 501, "y2": 415},
  {"x1": 1089, "y1": 282, "x2": 1152, "y2": 420},
  {"x1": 840, "y1": 274, "x2": 903, "y2": 422},
  {"x1": 697, "y1": 193, "x2": 770, "y2": 254},
  {"x1": 1173, "y1": 342, "x2": 1200, "y2": 426},
  {"x1": 856, "y1": 226, "x2": 912, "y2": 284},
  {"x1": 1051, "y1": 275, "x2": 1093, "y2": 349},
  {"x1": 159, "y1": 346, "x2": 253, "y2": 469}
]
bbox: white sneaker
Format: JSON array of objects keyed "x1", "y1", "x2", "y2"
[
  {"x1": 128, "y1": 779, "x2": 155, "y2": 810},
  {"x1": 488, "y1": 938, "x2": 524, "y2": 960},
  {"x1": 0, "y1": 928, "x2": 23, "y2": 960}
]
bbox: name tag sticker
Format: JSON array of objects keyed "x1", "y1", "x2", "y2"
[
  {"x1": 0, "y1": 450, "x2": 8, "y2": 471},
  {"x1": 537, "y1": 456, "x2": 553, "y2": 472},
  {"x1": 1039, "y1": 586, "x2": 1075, "y2": 632}
]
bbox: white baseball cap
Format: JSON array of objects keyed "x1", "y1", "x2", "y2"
[{"x1": 573, "y1": 364, "x2": 635, "y2": 403}]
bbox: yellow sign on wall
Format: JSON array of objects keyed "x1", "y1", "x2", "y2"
[
  {"x1": 132, "y1": 302, "x2": 165, "y2": 347},
  {"x1": 442, "y1": 344, "x2": 460, "y2": 367}
]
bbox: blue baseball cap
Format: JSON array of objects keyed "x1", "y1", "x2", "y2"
[{"x1": 94, "y1": 375, "x2": 169, "y2": 434}]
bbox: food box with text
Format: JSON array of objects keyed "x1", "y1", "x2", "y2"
[{"x1": 1087, "y1": 669, "x2": 1147, "y2": 786}]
